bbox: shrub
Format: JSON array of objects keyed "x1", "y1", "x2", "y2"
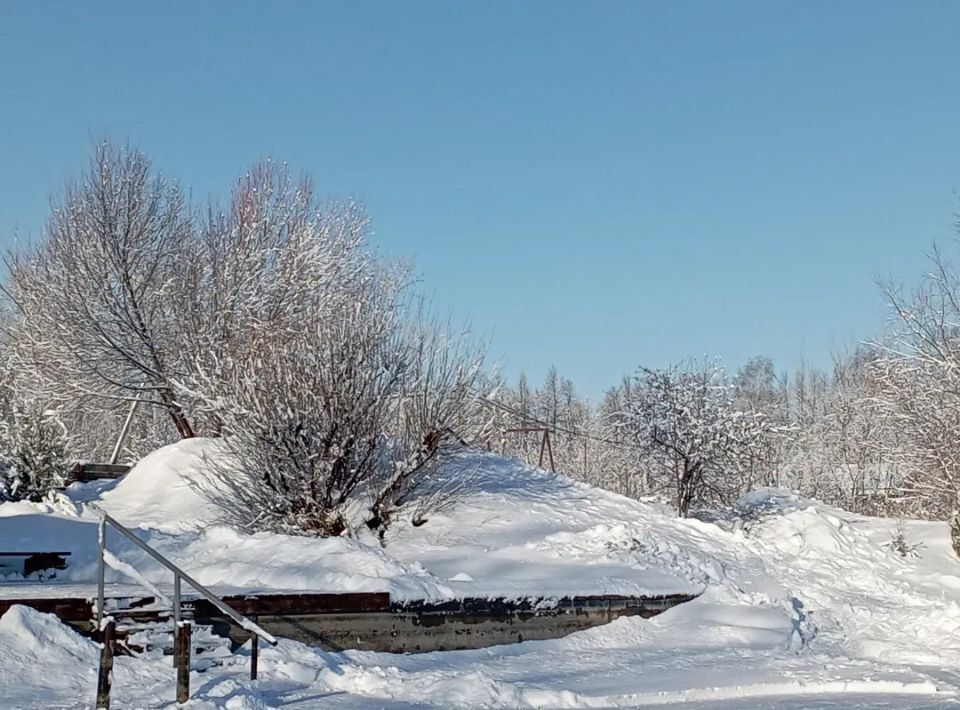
[
  {"x1": 0, "y1": 402, "x2": 71, "y2": 502},
  {"x1": 885, "y1": 520, "x2": 924, "y2": 558}
]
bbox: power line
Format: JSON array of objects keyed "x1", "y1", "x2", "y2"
[{"x1": 475, "y1": 392, "x2": 642, "y2": 454}]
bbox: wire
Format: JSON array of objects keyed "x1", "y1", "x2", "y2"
[{"x1": 475, "y1": 391, "x2": 642, "y2": 453}]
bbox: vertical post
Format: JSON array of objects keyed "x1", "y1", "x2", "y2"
[
  {"x1": 545, "y1": 431, "x2": 555, "y2": 472},
  {"x1": 109, "y1": 397, "x2": 141, "y2": 465},
  {"x1": 97, "y1": 516, "x2": 106, "y2": 630},
  {"x1": 173, "y1": 574, "x2": 181, "y2": 624},
  {"x1": 250, "y1": 631, "x2": 259, "y2": 680},
  {"x1": 175, "y1": 621, "x2": 191, "y2": 704},
  {"x1": 173, "y1": 574, "x2": 181, "y2": 667},
  {"x1": 96, "y1": 619, "x2": 115, "y2": 710}
]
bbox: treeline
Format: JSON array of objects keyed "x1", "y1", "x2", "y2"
[
  {"x1": 2, "y1": 140, "x2": 959, "y2": 530},
  {"x1": 486, "y1": 250, "x2": 960, "y2": 521}
]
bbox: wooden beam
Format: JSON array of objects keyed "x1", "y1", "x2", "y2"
[
  {"x1": 174, "y1": 622, "x2": 191, "y2": 704},
  {"x1": 95, "y1": 619, "x2": 115, "y2": 709}
]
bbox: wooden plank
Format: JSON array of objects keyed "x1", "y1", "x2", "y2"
[
  {"x1": 68, "y1": 463, "x2": 131, "y2": 483},
  {"x1": 188, "y1": 592, "x2": 391, "y2": 617},
  {"x1": 0, "y1": 597, "x2": 95, "y2": 621}
]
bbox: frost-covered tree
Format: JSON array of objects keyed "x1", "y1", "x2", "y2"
[
  {"x1": 869, "y1": 244, "x2": 960, "y2": 516},
  {"x1": 186, "y1": 268, "x2": 406, "y2": 536},
  {"x1": 0, "y1": 392, "x2": 71, "y2": 502},
  {"x1": 177, "y1": 164, "x2": 489, "y2": 538},
  {"x1": 4, "y1": 141, "x2": 197, "y2": 440},
  {"x1": 624, "y1": 361, "x2": 769, "y2": 517},
  {"x1": 593, "y1": 379, "x2": 645, "y2": 497},
  {"x1": 733, "y1": 356, "x2": 790, "y2": 488}
]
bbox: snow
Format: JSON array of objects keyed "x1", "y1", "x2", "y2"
[
  {"x1": 98, "y1": 437, "x2": 228, "y2": 533},
  {"x1": 4, "y1": 441, "x2": 960, "y2": 707},
  {"x1": 0, "y1": 605, "x2": 99, "y2": 709},
  {"x1": 1, "y1": 440, "x2": 697, "y2": 601}
]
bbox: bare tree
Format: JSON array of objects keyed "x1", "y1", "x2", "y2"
[
  {"x1": 871, "y1": 243, "x2": 960, "y2": 516},
  {"x1": 185, "y1": 262, "x2": 407, "y2": 536},
  {"x1": 367, "y1": 314, "x2": 491, "y2": 536},
  {"x1": 173, "y1": 163, "x2": 490, "y2": 538},
  {"x1": 4, "y1": 141, "x2": 197, "y2": 440}
]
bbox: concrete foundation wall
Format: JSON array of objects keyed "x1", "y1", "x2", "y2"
[{"x1": 217, "y1": 597, "x2": 693, "y2": 653}]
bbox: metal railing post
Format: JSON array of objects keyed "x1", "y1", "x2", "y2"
[
  {"x1": 93, "y1": 511, "x2": 277, "y2": 645},
  {"x1": 97, "y1": 516, "x2": 106, "y2": 630},
  {"x1": 173, "y1": 574, "x2": 181, "y2": 667},
  {"x1": 92, "y1": 509, "x2": 279, "y2": 705}
]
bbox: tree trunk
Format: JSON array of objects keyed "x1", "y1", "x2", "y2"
[{"x1": 160, "y1": 389, "x2": 195, "y2": 439}]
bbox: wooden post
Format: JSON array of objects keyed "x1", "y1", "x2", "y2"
[
  {"x1": 175, "y1": 621, "x2": 191, "y2": 704},
  {"x1": 545, "y1": 430, "x2": 555, "y2": 472},
  {"x1": 96, "y1": 619, "x2": 115, "y2": 710},
  {"x1": 250, "y1": 631, "x2": 259, "y2": 680}
]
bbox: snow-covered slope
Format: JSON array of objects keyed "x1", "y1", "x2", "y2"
[
  {"x1": 3, "y1": 441, "x2": 960, "y2": 707},
  {"x1": 2, "y1": 440, "x2": 701, "y2": 600}
]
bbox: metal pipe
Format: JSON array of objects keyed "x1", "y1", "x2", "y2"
[
  {"x1": 173, "y1": 574, "x2": 181, "y2": 625},
  {"x1": 108, "y1": 398, "x2": 141, "y2": 465},
  {"x1": 95, "y1": 511, "x2": 277, "y2": 645},
  {"x1": 97, "y1": 516, "x2": 106, "y2": 629}
]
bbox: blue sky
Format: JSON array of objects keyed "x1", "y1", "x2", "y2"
[{"x1": 2, "y1": 1, "x2": 959, "y2": 397}]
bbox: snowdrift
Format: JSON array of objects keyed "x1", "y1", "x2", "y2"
[
  {"x1": 99, "y1": 437, "x2": 227, "y2": 533},
  {"x1": 3, "y1": 441, "x2": 960, "y2": 706},
  {"x1": 0, "y1": 605, "x2": 99, "y2": 709}
]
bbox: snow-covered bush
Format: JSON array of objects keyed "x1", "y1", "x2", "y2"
[
  {"x1": 366, "y1": 316, "x2": 491, "y2": 537},
  {"x1": 0, "y1": 401, "x2": 70, "y2": 502},
  {"x1": 623, "y1": 361, "x2": 770, "y2": 517},
  {"x1": 189, "y1": 299, "x2": 488, "y2": 538},
  {"x1": 885, "y1": 521, "x2": 924, "y2": 558},
  {"x1": 180, "y1": 164, "x2": 489, "y2": 538},
  {"x1": 187, "y1": 269, "x2": 406, "y2": 536}
]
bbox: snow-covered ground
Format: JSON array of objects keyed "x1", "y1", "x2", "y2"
[{"x1": 2, "y1": 439, "x2": 960, "y2": 708}]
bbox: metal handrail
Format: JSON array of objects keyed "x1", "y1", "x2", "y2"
[{"x1": 94, "y1": 510, "x2": 277, "y2": 645}]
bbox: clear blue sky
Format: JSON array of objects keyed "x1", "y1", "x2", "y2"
[{"x1": 2, "y1": 1, "x2": 959, "y2": 397}]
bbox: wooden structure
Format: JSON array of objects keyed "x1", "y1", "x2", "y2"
[
  {"x1": 68, "y1": 463, "x2": 131, "y2": 484},
  {"x1": 503, "y1": 427, "x2": 555, "y2": 471}
]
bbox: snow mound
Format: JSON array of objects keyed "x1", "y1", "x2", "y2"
[
  {"x1": 90, "y1": 438, "x2": 452, "y2": 598},
  {"x1": 4, "y1": 447, "x2": 960, "y2": 706},
  {"x1": 733, "y1": 487, "x2": 816, "y2": 519},
  {"x1": 0, "y1": 605, "x2": 99, "y2": 708},
  {"x1": 100, "y1": 437, "x2": 228, "y2": 533}
]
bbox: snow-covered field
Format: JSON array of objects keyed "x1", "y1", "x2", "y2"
[{"x1": 2, "y1": 439, "x2": 960, "y2": 708}]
